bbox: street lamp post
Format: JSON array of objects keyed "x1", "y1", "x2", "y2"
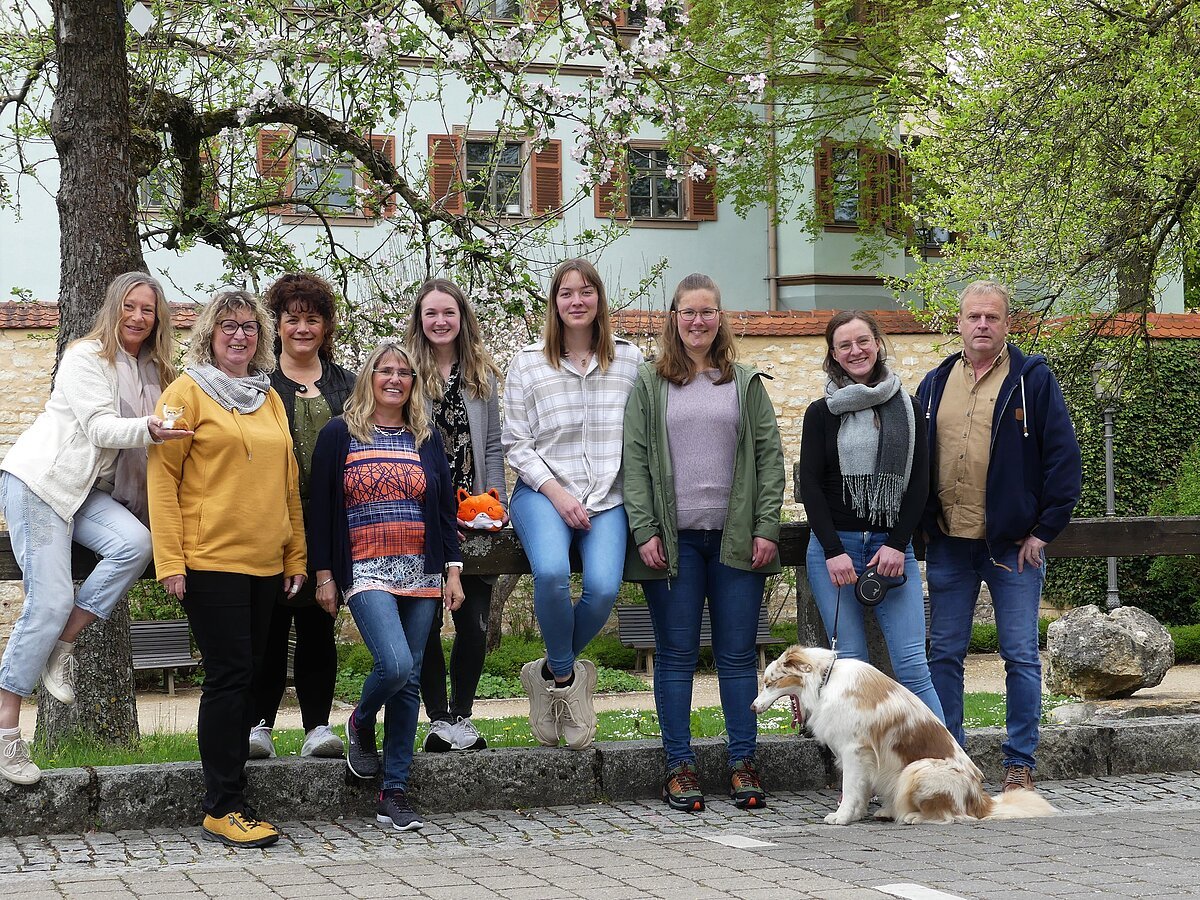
[{"x1": 1091, "y1": 359, "x2": 1124, "y2": 611}]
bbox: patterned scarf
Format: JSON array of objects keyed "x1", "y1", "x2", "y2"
[
  {"x1": 113, "y1": 347, "x2": 162, "y2": 525},
  {"x1": 824, "y1": 370, "x2": 914, "y2": 528},
  {"x1": 186, "y1": 363, "x2": 270, "y2": 413}
]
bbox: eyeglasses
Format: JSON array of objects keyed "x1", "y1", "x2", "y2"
[
  {"x1": 373, "y1": 367, "x2": 415, "y2": 380},
  {"x1": 834, "y1": 336, "x2": 877, "y2": 355},
  {"x1": 218, "y1": 319, "x2": 261, "y2": 336},
  {"x1": 675, "y1": 308, "x2": 721, "y2": 322}
]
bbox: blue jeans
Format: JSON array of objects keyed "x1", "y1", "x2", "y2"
[
  {"x1": 0, "y1": 473, "x2": 152, "y2": 697},
  {"x1": 643, "y1": 530, "x2": 766, "y2": 768},
  {"x1": 347, "y1": 590, "x2": 439, "y2": 792},
  {"x1": 926, "y1": 535, "x2": 1045, "y2": 769},
  {"x1": 806, "y1": 532, "x2": 944, "y2": 721},
  {"x1": 509, "y1": 481, "x2": 627, "y2": 678}
]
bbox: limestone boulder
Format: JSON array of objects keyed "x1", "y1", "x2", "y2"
[{"x1": 1046, "y1": 605, "x2": 1174, "y2": 699}]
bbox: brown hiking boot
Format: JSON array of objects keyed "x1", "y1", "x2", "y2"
[
  {"x1": 663, "y1": 761, "x2": 704, "y2": 812},
  {"x1": 1002, "y1": 764, "x2": 1035, "y2": 792},
  {"x1": 730, "y1": 759, "x2": 767, "y2": 809}
]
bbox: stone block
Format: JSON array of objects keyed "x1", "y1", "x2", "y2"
[
  {"x1": 0, "y1": 767, "x2": 93, "y2": 835},
  {"x1": 408, "y1": 745, "x2": 601, "y2": 812},
  {"x1": 1108, "y1": 715, "x2": 1200, "y2": 774}
]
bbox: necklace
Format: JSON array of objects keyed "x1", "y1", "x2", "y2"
[
  {"x1": 372, "y1": 422, "x2": 407, "y2": 435},
  {"x1": 567, "y1": 348, "x2": 593, "y2": 369}
]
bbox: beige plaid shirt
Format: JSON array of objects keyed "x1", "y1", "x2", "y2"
[{"x1": 502, "y1": 338, "x2": 643, "y2": 513}]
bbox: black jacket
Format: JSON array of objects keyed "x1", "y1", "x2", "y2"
[{"x1": 270, "y1": 359, "x2": 356, "y2": 427}]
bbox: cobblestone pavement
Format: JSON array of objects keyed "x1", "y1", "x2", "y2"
[{"x1": 3, "y1": 773, "x2": 1200, "y2": 899}]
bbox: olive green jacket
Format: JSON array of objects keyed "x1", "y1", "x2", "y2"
[{"x1": 621, "y1": 361, "x2": 786, "y2": 580}]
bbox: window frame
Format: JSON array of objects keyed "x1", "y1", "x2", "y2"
[{"x1": 594, "y1": 141, "x2": 718, "y2": 227}]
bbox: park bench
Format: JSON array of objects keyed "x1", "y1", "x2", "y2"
[
  {"x1": 129, "y1": 618, "x2": 196, "y2": 696},
  {"x1": 614, "y1": 603, "x2": 785, "y2": 675}
]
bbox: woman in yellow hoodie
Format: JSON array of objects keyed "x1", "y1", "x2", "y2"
[{"x1": 148, "y1": 289, "x2": 305, "y2": 850}]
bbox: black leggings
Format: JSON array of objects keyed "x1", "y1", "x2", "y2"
[
  {"x1": 252, "y1": 598, "x2": 338, "y2": 733},
  {"x1": 419, "y1": 574, "x2": 492, "y2": 722}
]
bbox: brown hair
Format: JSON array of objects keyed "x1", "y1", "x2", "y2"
[
  {"x1": 542, "y1": 258, "x2": 615, "y2": 371},
  {"x1": 655, "y1": 273, "x2": 737, "y2": 386},
  {"x1": 823, "y1": 309, "x2": 889, "y2": 387},
  {"x1": 264, "y1": 272, "x2": 338, "y2": 361},
  {"x1": 405, "y1": 278, "x2": 502, "y2": 401}
]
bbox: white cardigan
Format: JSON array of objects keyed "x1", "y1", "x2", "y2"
[{"x1": 1, "y1": 340, "x2": 155, "y2": 521}]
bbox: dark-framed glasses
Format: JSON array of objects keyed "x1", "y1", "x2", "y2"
[
  {"x1": 675, "y1": 308, "x2": 721, "y2": 322},
  {"x1": 218, "y1": 319, "x2": 261, "y2": 336}
]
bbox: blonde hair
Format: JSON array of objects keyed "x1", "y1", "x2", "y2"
[
  {"x1": 188, "y1": 290, "x2": 277, "y2": 374},
  {"x1": 542, "y1": 258, "x2": 616, "y2": 371},
  {"x1": 959, "y1": 279, "x2": 1012, "y2": 316},
  {"x1": 343, "y1": 341, "x2": 430, "y2": 447},
  {"x1": 78, "y1": 271, "x2": 178, "y2": 386},
  {"x1": 655, "y1": 273, "x2": 737, "y2": 386},
  {"x1": 405, "y1": 278, "x2": 502, "y2": 401}
]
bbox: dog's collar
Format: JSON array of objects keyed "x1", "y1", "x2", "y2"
[{"x1": 818, "y1": 654, "x2": 836, "y2": 695}]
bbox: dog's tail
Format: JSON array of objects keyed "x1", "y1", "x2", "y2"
[{"x1": 984, "y1": 789, "x2": 1057, "y2": 819}]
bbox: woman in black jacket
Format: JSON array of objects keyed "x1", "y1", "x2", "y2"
[{"x1": 249, "y1": 273, "x2": 356, "y2": 760}]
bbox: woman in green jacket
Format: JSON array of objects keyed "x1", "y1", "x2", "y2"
[{"x1": 622, "y1": 273, "x2": 786, "y2": 814}]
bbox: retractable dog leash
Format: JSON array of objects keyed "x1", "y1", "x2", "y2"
[{"x1": 792, "y1": 584, "x2": 844, "y2": 731}]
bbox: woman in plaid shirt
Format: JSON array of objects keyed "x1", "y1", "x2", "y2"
[{"x1": 503, "y1": 259, "x2": 643, "y2": 750}]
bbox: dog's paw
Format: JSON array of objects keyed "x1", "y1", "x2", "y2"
[
  {"x1": 824, "y1": 808, "x2": 861, "y2": 826},
  {"x1": 899, "y1": 812, "x2": 923, "y2": 825},
  {"x1": 873, "y1": 807, "x2": 894, "y2": 821}
]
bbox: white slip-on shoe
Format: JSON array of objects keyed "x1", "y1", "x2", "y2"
[
  {"x1": 301, "y1": 724, "x2": 345, "y2": 758},
  {"x1": 248, "y1": 719, "x2": 276, "y2": 759}
]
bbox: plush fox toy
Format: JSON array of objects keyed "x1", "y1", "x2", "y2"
[{"x1": 456, "y1": 488, "x2": 505, "y2": 531}]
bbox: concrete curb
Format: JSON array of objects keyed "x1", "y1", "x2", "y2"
[{"x1": 4, "y1": 716, "x2": 1200, "y2": 837}]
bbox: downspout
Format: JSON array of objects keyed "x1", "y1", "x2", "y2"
[{"x1": 765, "y1": 34, "x2": 780, "y2": 312}]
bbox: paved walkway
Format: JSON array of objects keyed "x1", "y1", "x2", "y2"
[{"x1": 3, "y1": 772, "x2": 1200, "y2": 899}]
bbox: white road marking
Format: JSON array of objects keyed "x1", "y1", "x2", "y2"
[
  {"x1": 694, "y1": 832, "x2": 778, "y2": 848},
  {"x1": 875, "y1": 885, "x2": 969, "y2": 900}
]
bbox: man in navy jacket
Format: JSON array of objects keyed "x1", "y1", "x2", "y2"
[{"x1": 916, "y1": 280, "x2": 1081, "y2": 793}]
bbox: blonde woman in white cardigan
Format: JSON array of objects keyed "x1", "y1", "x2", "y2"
[{"x1": 0, "y1": 272, "x2": 190, "y2": 786}]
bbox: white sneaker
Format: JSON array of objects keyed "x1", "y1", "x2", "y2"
[
  {"x1": 450, "y1": 716, "x2": 487, "y2": 751},
  {"x1": 248, "y1": 719, "x2": 276, "y2": 759},
  {"x1": 559, "y1": 659, "x2": 598, "y2": 751},
  {"x1": 301, "y1": 724, "x2": 345, "y2": 758},
  {"x1": 0, "y1": 732, "x2": 41, "y2": 785},
  {"x1": 423, "y1": 719, "x2": 455, "y2": 752},
  {"x1": 520, "y1": 658, "x2": 562, "y2": 747},
  {"x1": 41, "y1": 640, "x2": 76, "y2": 705}
]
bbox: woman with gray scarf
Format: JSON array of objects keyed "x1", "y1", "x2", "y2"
[
  {"x1": 0, "y1": 272, "x2": 188, "y2": 787},
  {"x1": 797, "y1": 310, "x2": 943, "y2": 719},
  {"x1": 148, "y1": 290, "x2": 306, "y2": 849}
]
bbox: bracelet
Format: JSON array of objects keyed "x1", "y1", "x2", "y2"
[{"x1": 316, "y1": 578, "x2": 333, "y2": 588}]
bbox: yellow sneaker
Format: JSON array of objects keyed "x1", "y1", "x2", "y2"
[{"x1": 202, "y1": 811, "x2": 280, "y2": 848}]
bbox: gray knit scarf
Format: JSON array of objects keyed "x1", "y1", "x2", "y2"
[
  {"x1": 186, "y1": 363, "x2": 270, "y2": 413},
  {"x1": 824, "y1": 370, "x2": 914, "y2": 528}
]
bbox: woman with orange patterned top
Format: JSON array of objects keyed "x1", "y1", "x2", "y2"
[{"x1": 308, "y1": 340, "x2": 464, "y2": 833}]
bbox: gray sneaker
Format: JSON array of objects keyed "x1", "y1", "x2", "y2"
[
  {"x1": 345, "y1": 707, "x2": 380, "y2": 779},
  {"x1": 0, "y1": 732, "x2": 40, "y2": 785},
  {"x1": 41, "y1": 640, "x2": 76, "y2": 706},
  {"x1": 450, "y1": 716, "x2": 487, "y2": 751},
  {"x1": 422, "y1": 719, "x2": 455, "y2": 753},
  {"x1": 300, "y1": 724, "x2": 344, "y2": 758},
  {"x1": 247, "y1": 719, "x2": 276, "y2": 759},
  {"x1": 520, "y1": 658, "x2": 562, "y2": 747},
  {"x1": 559, "y1": 659, "x2": 598, "y2": 751}
]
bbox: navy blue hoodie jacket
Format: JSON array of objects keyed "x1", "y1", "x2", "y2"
[{"x1": 915, "y1": 343, "x2": 1081, "y2": 553}]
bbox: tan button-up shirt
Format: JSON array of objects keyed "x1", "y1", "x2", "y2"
[{"x1": 935, "y1": 348, "x2": 1010, "y2": 539}]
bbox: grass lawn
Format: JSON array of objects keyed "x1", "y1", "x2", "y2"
[{"x1": 31, "y1": 692, "x2": 1070, "y2": 769}]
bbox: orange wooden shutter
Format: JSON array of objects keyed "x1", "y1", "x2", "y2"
[
  {"x1": 257, "y1": 129, "x2": 294, "y2": 211},
  {"x1": 815, "y1": 140, "x2": 834, "y2": 223},
  {"x1": 813, "y1": 0, "x2": 825, "y2": 31},
  {"x1": 527, "y1": 0, "x2": 559, "y2": 21},
  {"x1": 364, "y1": 135, "x2": 397, "y2": 218},
  {"x1": 688, "y1": 149, "x2": 718, "y2": 221},
  {"x1": 593, "y1": 163, "x2": 628, "y2": 219},
  {"x1": 529, "y1": 139, "x2": 562, "y2": 216},
  {"x1": 428, "y1": 133, "x2": 464, "y2": 215}
]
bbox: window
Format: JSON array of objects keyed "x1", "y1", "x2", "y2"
[
  {"x1": 257, "y1": 130, "x2": 396, "y2": 221},
  {"x1": 138, "y1": 136, "x2": 219, "y2": 216},
  {"x1": 594, "y1": 144, "x2": 718, "y2": 225},
  {"x1": 464, "y1": 0, "x2": 521, "y2": 18},
  {"x1": 465, "y1": 140, "x2": 524, "y2": 215},
  {"x1": 448, "y1": 0, "x2": 558, "y2": 21},
  {"x1": 428, "y1": 132, "x2": 562, "y2": 218},
  {"x1": 815, "y1": 140, "x2": 909, "y2": 234},
  {"x1": 138, "y1": 166, "x2": 175, "y2": 213},
  {"x1": 814, "y1": 0, "x2": 888, "y2": 35}
]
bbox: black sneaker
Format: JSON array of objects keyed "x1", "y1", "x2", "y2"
[
  {"x1": 344, "y1": 707, "x2": 380, "y2": 779},
  {"x1": 376, "y1": 790, "x2": 424, "y2": 831}
]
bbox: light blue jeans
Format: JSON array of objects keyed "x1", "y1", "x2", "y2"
[
  {"x1": 806, "y1": 531, "x2": 944, "y2": 721},
  {"x1": 0, "y1": 472, "x2": 153, "y2": 697},
  {"x1": 926, "y1": 534, "x2": 1045, "y2": 769},
  {"x1": 509, "y1": 480, "x2": 627, "y2": 678},
  {"x1": 347, "y1": 589, "x2": 439, "y2": 793}
]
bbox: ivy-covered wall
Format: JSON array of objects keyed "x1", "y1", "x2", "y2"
[{"x1": 1039, "y1": 337, "x2": 1200, "y2": 622}]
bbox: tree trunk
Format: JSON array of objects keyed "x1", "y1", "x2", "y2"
[
  {"x1": 486, "y1": 575, "x2": 523, "y2": 653},
  {"x1": 37, "y1": 0, "x2": 146, "y2": 749}
]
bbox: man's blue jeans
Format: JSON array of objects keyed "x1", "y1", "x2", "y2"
[
  {"x1": 926, "y1": 534, "x2": 1045, "y2": 769},
  {"x1": 509, "y1": 480, "x2": 627, "y2": 678},
  {"x1": 642, "y1": 530, "x2": 766, "y2": 768},
  {"x1": 347, "y1": 589, "x2": 439, "y2": 792},
  {"x1": 805, "y1": 532, "x2": 944, "y2": 721}
]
